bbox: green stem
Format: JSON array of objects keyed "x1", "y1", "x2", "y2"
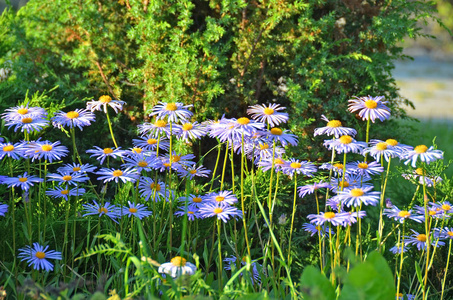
[
  {"x1": 287, "y1": 173, "x2": 298, "y2": 265},
  {"x1": 217, "y1": 219, "x2": 223, "y2": 292},
  {"x1": 440, "y1": 239, "x2": 452, "y2": 300},
  {"x1": 105, "y1": 108, "x2": 119, "y2": 149},
  {"x1": 241, "y1": 133, "x2": 251, "y2": 257}
]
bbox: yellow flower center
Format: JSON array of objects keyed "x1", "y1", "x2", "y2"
[
  {"x1": 171, "y1": 155, "x2": 181, "y2": 163},
  {"x1": 41, "y1": 145, "x2": 53, "y2": 152},
  {"x1": 364, "y1": 100, "x2": 378, "y2": 109},
  {"x1": 339, "y1": 135, "x2": 352, "y2": 144},
  {"x1": 182, "y1": 123, "x2": 193, "y2": 131},
  {"x1": 376, "y1": 142, "x2": 388, "y2": 151},
  {"x1": 166, "y1": 103, "x2": 177, "y2": 111},
  {"x1": 113, "y1": 170, "x2": 123, "y2": 177},
  {"x1": 99, "y1": 95, "x2": 112, "y2": 103},
  {"x1": 386, "y1": 139, "x2": 398, "y2": 146},
  {"x1": 66, "y1": 111, "x2": 79, "y2": 119},
  {"x1": 414, "y1": 145, "x2": 428, "y2": 154},
  {"x1": 193, "y1": 197, "x2": 202, "y2": 203},
  {"x1": 259, "y1": 144, "x2": 269, "y2": 150},
  {"x1": 189, "y1": 170, "x2": 197, "y2": 174},
  {"x1": 274, "y1": 158, "x2": 285, "y2": 165},
  {"x1": 150, "y1": 183, "x2": 161, "y2": 191},
  {"x1": 129, "y1": 207, "x2": 138, "y2": 213},
  {"x1": 60, "y1": 190, "x2": 69, "y2": 195},
  {"x1": 62, "y1": 175, "x2": 72, "y2": 181},
  {"x1": 147, "y1": 138, "x2": 157, "y2": 145},
  {"x1": 138, "y1": 161, "x2": 148, "y2": 167},
  {"x1": 397, "y1": 293, "x2": 403, "y2": 298},
  {"x1": 429, "y1": 210, "x2": 437, "y2": 216},
  {"x1": 98, "y1": 207, "x2": 108, "y2": 214},
  {"x1": 103, "y1": 148, "x2": 113, "y2": 154},
  {"x1": 339, "y1": 181, "x2": 349, "y2": 188},
  {"x1": 270, "y1": 128, "x2": 283, "y2": 135},
  {"x1": 132, "y1": 147, "x2": 142, "y2": 153},
  {"x1": 188, "y1": 211, "x2": 194, "y2": 214},
  {"x1": 163, "y1": 163, "x2": 171, "y2": 167},
  {"x1": 327, "y1": 120, "x2": 342, "y2": 128},
  {"x1": 73, "y1": 167, "x2": 81, "y2": 172},
  {"x1": 334, "y1": 163, "x2": 344, "y2": 170},
  {"x1": 155, "y1": 120, "x2": 167, "y2": 127},
  {"x1": 442, "y1": 204, "x2": 451, "y2": 211},
  {"x1": 397, "y1": 211, "x2": 411, "y2": 218},
  {"x1": 19, "y1": 177, "x2": 28, "y2": 183},
  {"x1": 35, "y1": 251, "x2": 46, "y2": 259},
  {"x1": 264, "y1": 108, "x2": 274, "y2": 115},
  {"x1": 237, "y1": 117, "x2": 250, "y2": 125},
  {"x1": 3, "y1": 145, "x2": 14, "y2": 152},
  {"x1": 215, "y1": 196, "x2": 225, "y2": 202},
  {"x1": 290, "y1": 162, "x2": 301, "y2": 169},
  {"x1": 416, "y1": 234, "x2": 427, "y2": 242},
  {"x1": 17, "y1": 108, "x2": 29, "y2": 115},
  {"x1": 448, "y1": 231, "x2": 453, "y2": 237},
  {"x1": 21, "y1": 117, "x2": 33, "y2": 124},
  {"x1": 324, "y1": 212, "x2": 336, "y2": 219},
  {"x1": 415, "y1": 168, "x2": 425, "y2": 176},
  {"x1": 171, "y1": 256, "x2": 187, "y2": 266},
  {"x1": 214, "y1": 207, "x2": 223, "y2": 214},
  {"x1": 358, "y1": 163, "x2": 368, "y2": 169},
  {"x1": 350, "y1": 188, "x2": 364, "y2": 197}
]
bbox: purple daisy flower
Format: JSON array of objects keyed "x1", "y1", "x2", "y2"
[
  {"x1": 347, "y1": 161, "x2": 384, "y2": 177},
  {"x1": 86, "y1": 146, "x2": 126, "y2": 165},
  {"x1": 86, "y1": 95, "x2": 126, "y2": 114},
  {"x1": 403, "y1": 145, "x2": 443, "y2": 168},
  {"x1": 198, "y1": 202, "x2": 243, "y2": 223},
  {"x1": 362, "y1": 142, "x2": 400, "y2": 163},
  {"x1": 121, "y1": 201, "x2": 152, "y2": 219},
  {"x1": 122, "y1": 153, "x2": 157, "y2": 172},
  {"x1": 314, "y1": 115, "x2": 357, "y2": 138},
  {"x1": 137, "y1": 120, "x2": 172, "y2": 137},
  {"x1": 383, "y1": 206, "x2": 424, "y2": 223},
  {"x1": 175, "y1": 122, "x2": 207, "y2": 141},
  {"x1": 6, "y1": 116, "x2": 49, "y2": 133},
  {"x1": 389, "y1": 243, "x2": 410, "y2": 255},
  {"x1": 177, "y1": 165, "x2": 211, "y2": 179},
  {"x1": 178, "y1": 194, "x2": 205, "y2": 208},
  {"x1": 348, "y1": 95, "x2": 391, "y2": 123},
  {"x1": 256, "y1": 156, "x2": 287, "y2": 173},
  {"x1": 281, "y1": 158, "x2": 317, "y2": 177},
  {"x1": 336, "y1": 186, "x2": 380, "y2": 207},
  {"x1": 132, "y1": 135, "x2": 170, "y2": 152},
  {"x1": 265, "y1": 127, "x2": 298, "y2": 147},
  {"x1": 46, "y1": 186, "x2": 86, "y2": 201},
  {"x1": 150, "y1": 101, "x2": 193, "y2": 123},
  {"x1": 174, "y1": 204, "x2": 199, "y2": 221},
  {"x1": 82, "y1": 200, "x2": 120, "y2": 222},
  {"x1": 224, "y1": 255, "x2": 261, "y2": 284},
  {"x1": 0, "y1": 202, "x2": 8, "y2": 217},
  {"x1": 247, "y1": 103, "x2": 289, "y2": 127},
  {"x1": 323, "y1": 135, "x2": 366, "y2": 154},
  {"x1": 2, "y1": 105, "x2": 47, "y2": 121},
  {"x1": 57, "y1": 162, "x2": 97, "y2": 174},
  {"x1": 47, "y1": 171, "x2": 89, "y2": 186},
  {"x1": 307, "y1": 211, "x2": 351, "y2": 227},
  {"x1": 139, "y1": 177, "x2": 171, "y2": 202},
  {"x1": 205, "y1": 190, "x2": 238, "y2": 205},
  {"x1": 96, "y1": 167, "x2": 138, "y2": 184},
  {"x1": 52, "y1": 109, "x2": 96, "y2": 130},
  {"x1": 404, "y1": 229, "x2": 445, "y2": 251},
  {"x1": 298, "y1": 181, "x2": 331, "y2": 198},
  {"x1": 0, "y1": 142, "x2": 26, "y2": 160},
  {"x1": 25, "y1": 140, "x2": 69, "y2": 163},
  {"x1": 2, "y1": 172, "x2": 43, "y2": 191},
  {"x1": 18, "y1": 242, "x2": 62, "y2": 271}
]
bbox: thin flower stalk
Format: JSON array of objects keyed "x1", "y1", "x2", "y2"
[
  {"x1": 240, "y1": 133, "x2": 251, "y2": 257},
  {"x1": 441, "y1": 239, "x2": 452, "y2": 300},
  {"x1": 378, "y1": 156, "x2": 392, "y2": 251},
  {"x1": 287, "y1": 173, "x2": 298, "y2": 264}
]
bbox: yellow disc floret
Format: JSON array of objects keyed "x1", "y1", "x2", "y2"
[
  {"x1": 215, "y1": 196, "x2": 225, "y2": 202},
  {"x1": 171, "y1": 256, "x2": 187, "y2": 266},
  {"x1": 98, "y1": 207, "x2": 108, "y2": 214},
  {"x1": 358, "y1": 162, "x2": 368, "y2": 169},
  {"x1": 41, "y1": 145, "x2": 53, "y2": 152},
  {"x1": 19, "y1": 177, "x2": 28, "y2": 183},
  {"x1": 21, "y1": 117, "x2": 33, "y2": 124},
  {"x1": 397, "y1": 211, "x2": 411, "y2": 218},
  {"x1": 35, "y1": 251, "x2": 46, "y2": 259},
  {"x1": 327, "y1": 120, "x2": 342, "y2": 128},
  {"x1": 324, "y1": 212, "x2": 336, "y2": 219},
  {"x1": 264, "y1": 108, "x2": 274, "y2": 115},
  {"x1": 166, "y1": 103, "x2": 177, "y2": 111},
  {"x1": 214, "y1": 208, "x2": 223, "y2": 214},
  {"x1": 385, "y1": 139, "x2": 398, "y2": 146},
  {"x1": 414, "y1": 145, "x2": 428, "y2": 154},
  {"x1": 147, "y1": 138, "x2": 157, "y2": 145},
  {"x1": 270, "y1": 128, "x2": 283, "y2": 135},
  {"x1": 364, "y1": 99, "x2": 378, "y2": 109},
  {"x1": 182, "y1": 123, "x2": 193, "y2": 131},
  {"x1": 17, "y1": 108, "x2": 29, "y2": 115},
  {"x1": 376, "y1": 142, "x2": 388, "y2": 151},
  {"x1": 129, "y1": 208, "x2": 138, "y2": 213},
  {"x1": 112, "y1": 170, "x2": 123, "y2": 177},
  {"x1": 3, "y1": 145, "x2": 14, "y2": 152},
  {"x1": 339, "y1": 135, "x2": 352, "y2": 144},
  {"x1": 103, "y1": 148, "x2": 113, "y2": 154},
  {"x1": 99, "y1": 95, "x2": 112, "y2": 103},
  {"x1": 155, "y1": 120, "x2": 167, "y2": 127},
  {"x1": 62, "y1": 175, "x2": 72, "y2": 181},
  {"x1": 350, "y1": 188, "x2": 364, "y2": 197},
  {"x1": 237, "y1": 117, "x2": 250, "y2": 125},
  {"x1": 416, "y1": 234, "x2": 427, "y2": 242},
  {"x1": 66, "y1": 111, "x2": 79, "y2": 119},
  {"x1": 290, "y1": 162, "x2": 301, "y2": 169}
]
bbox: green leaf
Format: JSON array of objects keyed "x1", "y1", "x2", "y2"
[
  {"x1": 339, "y1": 252, "x2": 396, "y2": 300},
  {"x1": 415, "y1": 261, "x2": 423, "y2": 287},
  {"x1": 300, "y1": 266, "x2": 335, "y2": 300}
]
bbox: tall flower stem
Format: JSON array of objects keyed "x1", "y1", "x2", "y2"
[
  {"x1": 105, "y1": 109, "x2": 119, "y2": 149},
  {"x1": 241, "y1": 133, "x2": 251, "y2": 257},
  {"x1": 287, "y1": 173, "x2": 298, "y2": 264},
  {"x1": 364, "y1": 118, "x2": 371, "y2": 160},
  {"x1": 422, "y1": 163, "x2": 430, "y2": 300},
  {"x1": 217, "y1": 219, "x2": 223, "y2": 292},
  {"x1": 220, "y1": 141, "x2": 229, "y2": 191},
  {"x1": 209, "y1": 141, "x2": 222, "y2": 192},
  {"x1": 440, "y1": 239, "x2": 452, "y2": 300},
  {"x1": 378, "y1": 157, "x2": 392, "y2": 251},
  {"x1": 396, "y1": 221, "x2": 406, "y2": 298}
]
